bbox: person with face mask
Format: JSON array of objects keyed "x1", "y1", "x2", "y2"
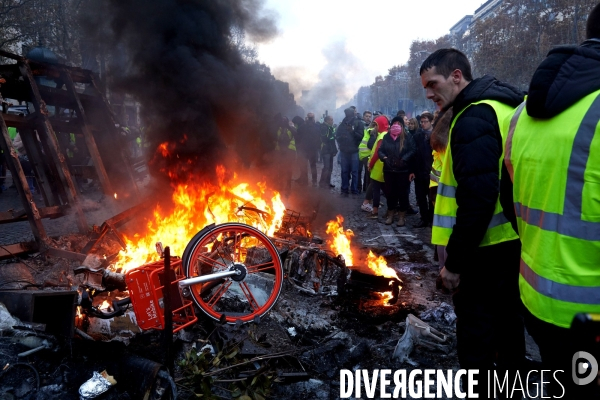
[{"x1": 377, "y1": 116, "x2": 416, "y2": 226}]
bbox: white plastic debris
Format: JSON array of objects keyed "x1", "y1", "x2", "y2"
[
  {"x1": 393, "y1": 314, "x2": 447, "y2": 363},
  {"x1": 79, "y1": 370, "x2": 116, "y2": 399},
  {"x1": 0, "y1": 302, "x2": 19, "y2": 331},
  {"x1": 199, "y1": 343, "x2": 215, "y2": 356},
  {"x1": 287, "y1": 327, "x2": 297, "y2": 337}
]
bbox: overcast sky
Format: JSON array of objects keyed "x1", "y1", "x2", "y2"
[{"x1": 256, "y1": 0, "x2": 487, "y2": 106}]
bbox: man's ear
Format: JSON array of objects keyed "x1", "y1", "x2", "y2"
[{"x1": 451, "y1": 69, "x2": 463, "y2": 84}]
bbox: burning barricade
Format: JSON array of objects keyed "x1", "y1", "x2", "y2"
[{"x1": 71, "y1": 167, "x2": 403, "y2": 337}]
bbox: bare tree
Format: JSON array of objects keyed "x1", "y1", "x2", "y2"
[
  {"x1": 471, "y1": 0, "x2": 596, "y2": 89},
  {"x1": 0, "y1": 0, "x2": 34, "y2": 50}
]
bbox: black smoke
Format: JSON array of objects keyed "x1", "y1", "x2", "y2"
[{"x1": 80, "y1": 0, "x2": 302, "y2": 185}]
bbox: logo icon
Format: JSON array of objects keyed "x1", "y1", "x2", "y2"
[{"x1": 572, "y1": 351, "x2": 599, "y2": 386}]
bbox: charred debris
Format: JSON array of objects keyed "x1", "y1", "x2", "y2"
[{"x1": 0, "y1": 190, "x2": 455, "y2": 399}]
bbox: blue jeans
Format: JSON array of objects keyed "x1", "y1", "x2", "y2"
[{"x1": 339, "y1": 152, "x2": 359, "y2": 194}]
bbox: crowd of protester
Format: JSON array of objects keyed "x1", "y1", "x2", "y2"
[{"x1": 272, "y1": 106, "x2": 436, "y2": 230}]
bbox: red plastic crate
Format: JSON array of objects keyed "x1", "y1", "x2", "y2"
[{"x1": 125, "y1": 258, "x2": 197, "y2": 332}]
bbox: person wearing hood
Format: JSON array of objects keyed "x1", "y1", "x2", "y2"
[
  {"x1": 503, "y1": 4, "x2": 600, "y2": 398},
  {"x1": 335, "y1": 107, "x2": 365, "y2": 195},
  {"x1": 377, "y1": 116, "x2": 416, "y2": 226},
  {"x1": 362, "y1": 115, "x2": 389, "y2": 217},
  {"x1": 420, "y1": 48, "x2": 525, "y2": 393}
]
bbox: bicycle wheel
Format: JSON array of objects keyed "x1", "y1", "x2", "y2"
[{"x1": 182, "y1": 223, "x2": 283, "y2": 323}]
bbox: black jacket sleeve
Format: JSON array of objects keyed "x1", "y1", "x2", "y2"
[
  {"x1": 367, "y1": 129, "x2": 377, "y2": 150},
  {"x1": 353, "y1": 120, "x2": 365, "y2": 144},
  {"x1": 444, "y1": 104, "x2": 503, "y2": 274},
  {"x1": 401, "y1": 133, "x2": 416, "y2": 165},
  {"x1": 377, "y1": 136, "x2": 389, "y2": 162}
]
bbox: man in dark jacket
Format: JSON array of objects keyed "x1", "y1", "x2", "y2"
[
  {"x1": 296, "y1": 113, "x2": 321, "y2": 186},
  {"x1": 319, "y1": 115, "x2": 337, "y2": 188},
  {"x1": 420, "y1": 48, "x2": 525, "y2": 393},
  {"x1": 412, "y1": 112, "x2": 434, "y2": 227},
  {"x1": 292, "y1": 113, "x2": 320, "y2": 186},
  {"x1": 335, "y1": 107, "x2": 365, "y2": 195}
]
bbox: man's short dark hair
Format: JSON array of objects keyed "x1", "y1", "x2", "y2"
[
  {"x1": 363, "y1": 110, "x2": 372, "y2": 116},
  {"x1": 419, "y1": 48, "x2": 473, "y2": 81},
  {"x1": 420, "y1": 112, "x2": 434, "y2": 122},
  {"x1": 396, "y1": 110, "x2": 406, "y2": 117},
  {"x1": 587, "y1": 2, "x2": 600, "y2": 39}
]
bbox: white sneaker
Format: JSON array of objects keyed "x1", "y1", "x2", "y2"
[{"x1": 361, "y1": 203, "x2": 373, "y2": 212}]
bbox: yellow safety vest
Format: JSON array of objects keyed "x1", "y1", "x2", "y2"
[
  {"x1": 505, "y1": 90, "x2": 600, "y2": 328},
  {"x1": 369, "y1": 131, "x2": 387, "y2": 183},
  {"x1": 276, "y1": 128, "x2": 296, "y2": 152},
  {"x1": 429, "y1": 149, "x2": 443, "y2": 188},
  {"x1": 432, "y1": 99, "x2": 518, "y2": 246},
  {"x1": 358, "y1": 128, "x2": 374, "y2": 161}
]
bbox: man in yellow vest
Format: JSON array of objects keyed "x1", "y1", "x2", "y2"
[
  {"x1": 504, "y1": 5, "x2": 600, "y2": 397},
  {"x1": 420, "y1": 49, "x2": 525, "y2": 392}
]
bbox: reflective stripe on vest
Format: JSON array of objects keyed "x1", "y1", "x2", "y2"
[
  {"x1": 431, "y1": 99, "x2": 518, "y2": 246},
  {"x1": 430, "y1": 150, "x2": 443, "y2": 188},
  {"x1": 429, "y1": 166, "x2": 441, "y2": 183},
  {"x1": 520, "y1": 259, "x2": 600, "y2": 305},
  {"x1": 358, "y1": 128, "x2": 373, "y2": 160},
  {"x1": 506, "y1": 90, "x2": 600, "y2": 328}
]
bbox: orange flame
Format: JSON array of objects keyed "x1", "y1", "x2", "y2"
[
  {"x1": 113, "y1": 165, "x2": 286, "y2": 272},
  {"x1": 325, "y1": 218, "x2": 401, "y2": 306},
  {"x1": 366, "y1": 250, "x2": 399, "y2": 280},
  {"x1": 377, "y1": 291, "x2": 394, "y2": 306},
  {"x1": 325, "y1": 215, "x2": 354, "y2": 265}
]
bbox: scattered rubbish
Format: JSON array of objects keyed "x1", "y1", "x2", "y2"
[
  {"x1": 287, "y1": 327, "x2": 297, "y2": 337},
  {"x1": 393, "y1": 314, "x2": 447, "y2": 363},
  {"x1": 78, "y1": 370, "x2": 116, "y2": 399},
  {"x1": 420, "y1": 302, "x2": 457, "y2": 325},
  {"x1": 398, "y1": 263, "x2": 420, "y2": 275},
  {"x1": 283, "y1": 246, "x2": 346, "y2": 295}
]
